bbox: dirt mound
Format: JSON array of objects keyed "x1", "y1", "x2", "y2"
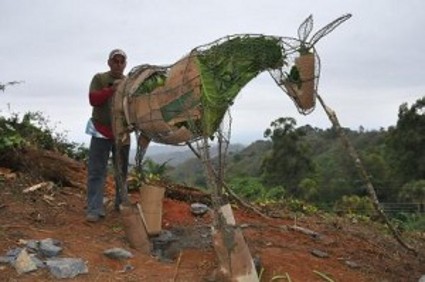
[{"x1": 0, "y1": 155, "x2": 424, "y2": 281}]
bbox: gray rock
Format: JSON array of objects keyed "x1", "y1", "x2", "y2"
[
  {"x1": 311, "y1": 249, "x2": 329, "y2": 258},
  {"x1": 190, "y1": 203, "x2": 209, "y2": 216},
  {"x1": 152, "y1": 230, "x2": 176, "y2": 244},
  {"x1": 151, "y1": 230, "x2": 178, "y2": 259},
  {"x1": 26, "y1": 240, "x2": 39, "y2": 252},
  {"x1": 13, "y1": 248, "x2": 38, "y2": 275},
  {"x1": 30, "y1": 254, "x2": 46, "y2": 268},
  {"x1": 119, "y1": 264, "x2": 135, "y2": 273},
  {"x1": 0, "y1": 256, "x2": 12, "y2": 264},
  {"x1": 6, "y1": 247, "x2": 22, "y2": 258},
  {"x1": 253, "y1": 255, "x2": 262, "y2": 276},
  {"x1": 345, "y1": 260, "x2": 360, "y2": 269},
  {"x1": 103, "y1": 248, "x2": 134, "y2": 260},
  {"x1": 419, "y1": 275, "x2": 425, "y2": 282},
  {"x1": 26, "y1": 238, "x2": 62, "y2": 257},
  {"x1": 45, "y1": 258, "x2": 88, "y2": 279},
  {"x1": 0, "y1": 248, "x2": 22, "y2": 264},
  {"x1": 39, "y1": 238, "x2": 62, "y2": 257}
]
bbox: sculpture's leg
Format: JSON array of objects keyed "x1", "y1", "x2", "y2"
[
  {"x1": 113, "y1": 139, "x2": 130, "y2": 207},
  {"x1": 138, "y1": 134, "x2": 151, "y2": 160},
  {"x1": 117, "y1": 133, "x2": 151, "y2": 253},
  {"x1": 212, "y1": 204, "x2": 259, "y2": 282},
  {"x1": 135, "y1": 134, "x2": 151, "y2": 182}
]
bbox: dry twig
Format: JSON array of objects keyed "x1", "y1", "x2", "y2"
[{"x1": 173, "y1": 251, "x2": 183, "y2": 281}]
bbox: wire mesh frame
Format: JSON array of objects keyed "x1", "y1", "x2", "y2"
[
  {"x1": 123, "y1": 57, "x2": 205, "y2": 145},
  {"x1": 122, "y1": 33, "x2": 321, "y2": 146},
  {"x1": 268, "y1": 45, "x2": 321, "y2": 115},
  {"x1": 192, "y1": 110, "x2": 232, "y2": 201}
]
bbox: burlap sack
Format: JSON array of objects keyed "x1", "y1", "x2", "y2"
[
  {"x1": 285, "y1": 53, "x2": 316, "y2": 111},
  {"x1": 121, "y1": 54, "x2": 205, "y2": 144},
  {"x1": 139, "y1": 185, "x2": 166, "y2": 236},
  {"x1": 120, "y1": 204, "x2": 150, "y2": 252},
  {"x1": 160, "y1": 126, "x2": 194, "y2": 144}
]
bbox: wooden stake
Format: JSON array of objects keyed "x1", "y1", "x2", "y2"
[{"x1": 316, "y1": 93, "x2": 417, "y2": 255}]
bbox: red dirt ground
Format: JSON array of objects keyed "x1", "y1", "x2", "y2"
[{"x1": 0, "y1": 166, "x2": 424, "y2": 282}]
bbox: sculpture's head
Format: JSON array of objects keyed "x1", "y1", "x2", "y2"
[{"x1": 269, "y1": 14, "x2": 352, "y2": 114}]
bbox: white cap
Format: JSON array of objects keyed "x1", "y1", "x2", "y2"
[{"x1": 109, "y1": 49, "x2": 127, "y2": 60}]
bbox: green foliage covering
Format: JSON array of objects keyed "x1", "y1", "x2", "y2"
[
  {"x1": 196, "y1": 36, "x2": 284, "y2": 134},
  {"x1": 131, "y1": 72, "x2": 167, "y2": 96},
  {"x1": 161, "y1": 91, "x2": 199, "y2": 122}
]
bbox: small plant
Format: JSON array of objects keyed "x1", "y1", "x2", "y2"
[
  {"x1": 286, "y1": 198, "x2": 318, "y2": 215},
  {"x1": 333, "y1": 195, "x2": 374, "y2": 218},
  {"x1": 128, "y1": 158, "x2": 170, "y2": 190},
  {"x1": 390, "y1": 213, "x2": 425, "y2": 232}
]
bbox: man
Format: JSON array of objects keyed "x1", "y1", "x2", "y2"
[{"x1": 85, "y1": 49, "x2": 130, "y2": 222}]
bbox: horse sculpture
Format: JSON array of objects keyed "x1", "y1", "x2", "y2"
[{"x1": 112, "y1": 14, "x2": 352, "y2": 161}]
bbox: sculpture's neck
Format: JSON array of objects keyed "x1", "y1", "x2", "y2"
[{"x1": 195, "y1": 35, "x2": 285, "y2": 135}]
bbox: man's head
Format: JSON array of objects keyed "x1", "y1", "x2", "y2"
[{"x1": 108, "y1": 49, "x2": 127, "y2": 78}]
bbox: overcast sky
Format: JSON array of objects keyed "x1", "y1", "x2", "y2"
[{"x1": 1, "y1": 0, "x2": 424, "y2": 147}]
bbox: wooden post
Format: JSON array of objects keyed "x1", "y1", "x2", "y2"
[
  {"x1": 120, "y1": 204, "x2": 151, "y2": 253},
  {"x1": 212, "y1": 204, "x2": 259, "y2": 282}
]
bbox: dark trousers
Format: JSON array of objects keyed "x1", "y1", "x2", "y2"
[{"x1": 86, "y1": 136, "x2": 130, "y2": 216}]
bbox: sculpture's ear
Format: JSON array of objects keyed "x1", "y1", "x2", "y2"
[
  {"x1": 309, "y1": 14, "x2": 352, "y2": 47},
  {"x1": 298, "y1": 14, "x2": 314, "y2": 43}
]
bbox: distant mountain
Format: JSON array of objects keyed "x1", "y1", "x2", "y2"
[
  {"x1": 226, "y1": 140, "x2": 271, "y2": 178},
  {"x1": 166, "y1": 140, "x2": 270, "y2": 187},
  {"x1": 129, "y1": 143, "x2": 246, "y2": 166}
]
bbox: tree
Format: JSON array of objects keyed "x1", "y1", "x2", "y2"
[
  {"x1": 398, "y1": 180, "x2": 425, "y2": 213},
  {"x1": 261, "y1": 117, "x2": 315, "y2": 196},
  {"x1": 298, "y1": 178, "x2": 318, "y2": 202},
  {"x1": 386, "y1": 97, "x2": 425, "y2": 184}
]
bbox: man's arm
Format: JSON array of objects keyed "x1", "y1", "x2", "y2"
[
  {"x1": 88, "y1": 74, "x2": 114, "y2": 106},
  {"x1": 89, "y1": 87, "x2": 114, "y2": 106}
]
